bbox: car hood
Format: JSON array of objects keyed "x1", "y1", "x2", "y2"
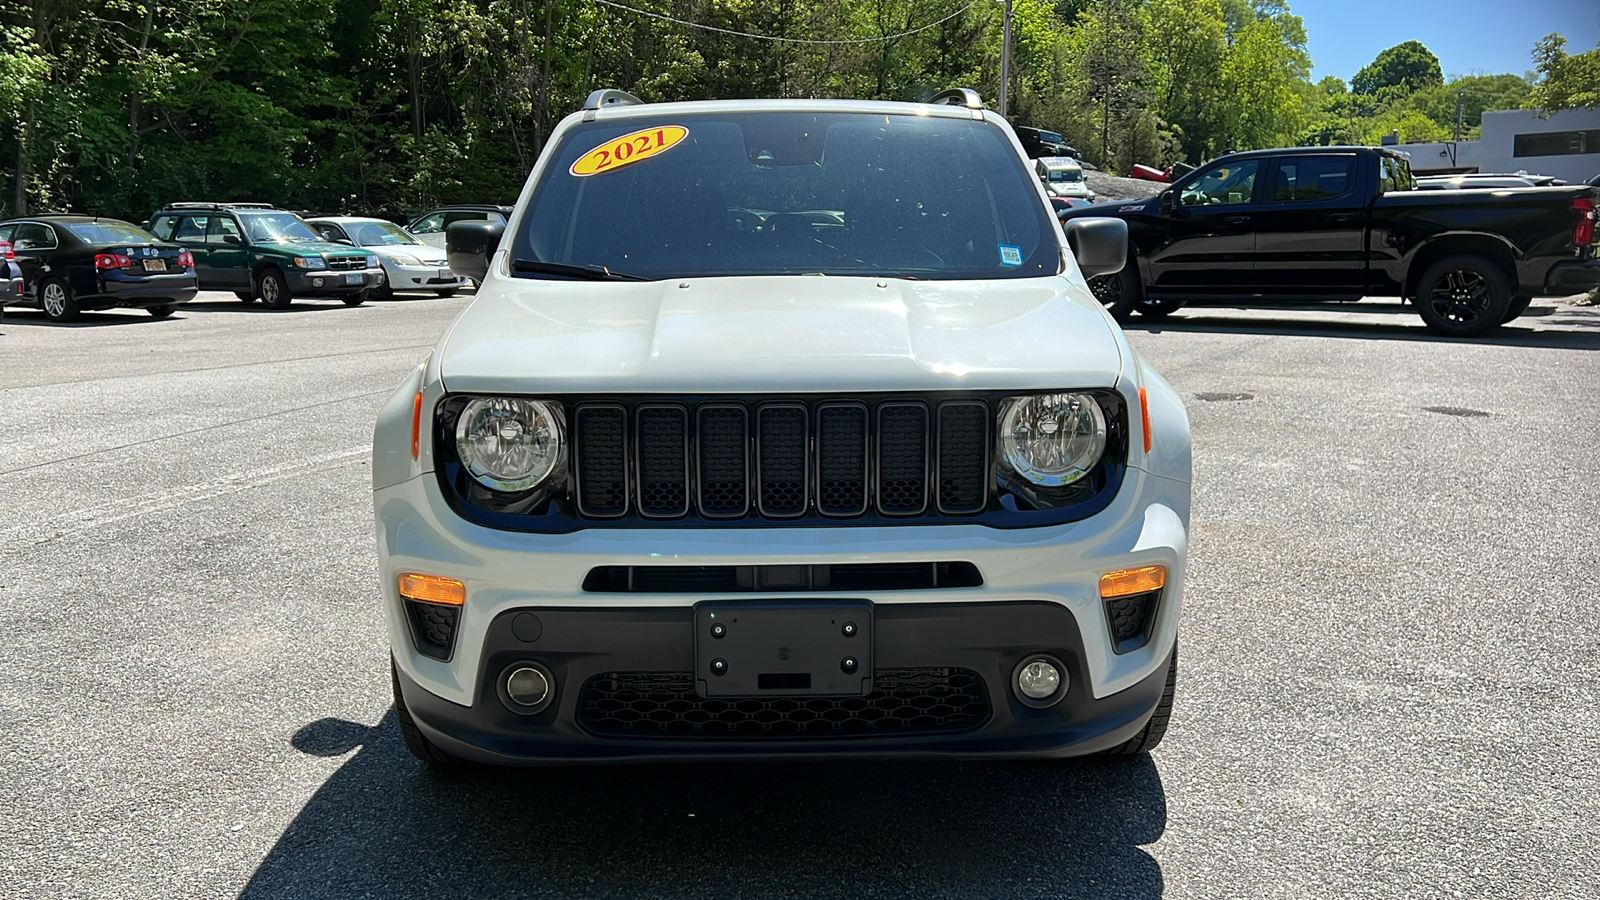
[
  {"x1": 370, "y1": 243, "x2": 448, "y2": 264},
  {"x1": 257, "y1": 239, "x2": 369, "y2": 257},
  {"x1": 438, "y1": 275, "x2": 1124, "y2": 394}
]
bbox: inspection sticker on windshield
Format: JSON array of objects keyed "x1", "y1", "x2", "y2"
[
  {"x1": 998, "y1": 244, "x2": 1023, "y2": 266},
  {"x1": 570, "y1": 126, "x2": 689, "y2": 177}
]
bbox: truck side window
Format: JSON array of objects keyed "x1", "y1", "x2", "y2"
[
  {"x1": 1270, "y1": 156, "x2": 1355, "y2": 202},
  {"x1": 1178, "y1": 160, "x2": 1260, "y2": 207}
]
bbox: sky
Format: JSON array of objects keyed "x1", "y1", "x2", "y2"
[{"x1": 1298, "y1": 0, "x2": 1600, "y2": 83}]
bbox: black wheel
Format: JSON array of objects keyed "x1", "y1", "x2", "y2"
[
  {"x1": 40, "y1": 278, "x2": 80, "y2": 322},
  {"x1": 1088, "y1": 257, "x2": 1143, "y2": 323},
  {"x1": 146, "y1": 305, "x2": 175, "y2": 318},
  {"x1": 1501, "y1": 294, "x2": 1533, "y2": 324},
  {"x1": 392, "y1": 660, "x2": 462, "y2": 767},
  {"x1": 341, "y1": 293, "x2": 366, "y2": 307},
  {"x1": 257, "y1": 267, "x2": 291, "y2": 309},
  {"x1": 234, "y1": 291, "x2": 256, "y2": 303},
  {"x1": 1101, "y1": 645, "x2": 1176, "y2": 755},
  {"x1": 434, "y1": 288, "x2": 459, "y2": 298},
  {"x1": 1414, "y1": 254, "x2": 1512, "y2": 337}
]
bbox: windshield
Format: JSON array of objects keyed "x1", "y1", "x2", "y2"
[
  {"x1": 1040, "y1": 131, "x2": 1065, "y2": 145},
  {"x1": 1047, "y1": 169, "x2": 1084, "y2": 183},
  {"x1": 65, "y1": 220, "x2": 157, "y2": 244},
  {"x1": 240, "y1": 212, "x2": 322, "y2": 243},
  {"x1": 514, "y1": 111, "x2": 1059, "y2": 280},
  {"x1": 350, "y1": 221, "x2": 422, "y2": 246}
]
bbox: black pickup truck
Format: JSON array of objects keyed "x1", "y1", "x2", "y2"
[{"x1": 1061, "y1": 145, "x2": 1600, "y2": 336}]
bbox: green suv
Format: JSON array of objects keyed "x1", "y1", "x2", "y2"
[{"x1": 147, "y1": 203, "x2": 385, "y2": 308}]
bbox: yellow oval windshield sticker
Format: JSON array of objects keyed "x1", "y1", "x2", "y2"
[{"x1": 570, "y1": 126, "x2": 689, "y2": 177}]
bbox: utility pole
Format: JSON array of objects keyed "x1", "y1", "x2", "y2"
[
  {"x1": 998, "y1": 0, "x2": 1013, "y2": 117},
  {"x1": 1455, "y1": 90, "x2": 1464, "y2": 142}
]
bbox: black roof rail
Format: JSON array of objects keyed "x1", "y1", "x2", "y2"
[
  {"x1": 930, "y1": 88, "x2": 984, "y2": 110},
  {"x1": 160, "y1": 201, "x2": 277, "y2": 211}
]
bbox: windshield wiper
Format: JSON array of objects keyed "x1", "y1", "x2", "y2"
[{"x1": 512, "y1": 259, "x2": 648, "y2": 281}]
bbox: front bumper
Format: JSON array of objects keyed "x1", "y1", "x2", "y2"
[
  {"x1": 382, "y1": 260, "x2": 468, "y2": 292},
  {"x1": 1544, "y1": 258, "x2": 1600, "y2": 295},
  {"x1": 287, "y1": 266, "x2": 385, "y2": 295},
  {"x1": 396, "y1": 602, "x2": 1175, "y2": 764},
  {"x1": 377, "y1": 456, "x2": 1189, "y2": 762}
]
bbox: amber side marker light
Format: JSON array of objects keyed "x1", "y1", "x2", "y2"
[
  {"x1": 410, "y1": 392, "x2": 424, "y2": 460},
  {"x1": 1100, "y1": 565, "x2": 1166, "y2": 599},
  {"x1": 1138, "y1": 386, "x2": 1152, "y2": 454},
  {"x1": 399, "y1": 573, "x2": 465, "y2": 606}
]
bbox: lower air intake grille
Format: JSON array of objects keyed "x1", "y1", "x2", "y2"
[{"x1": 580, "y1": 668, "x2": 989, "y2": 738}]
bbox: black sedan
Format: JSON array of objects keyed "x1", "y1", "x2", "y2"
[{"x1": 0, "y1": 215, "x2": 198, "y2": 322}]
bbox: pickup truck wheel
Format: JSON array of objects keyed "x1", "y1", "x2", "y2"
[
  {"x1": 392, "y1": 660, "x2": 462, "y2": 767},
  {"x1": 1100, "y1": 644, "x2": 1176, "y2": 755},
  {"x1": 1088, "y1": 260, "x2": 1142, "y2": 323},
  {"x1": 40, "y1": 279, "x2": 80, "y2": 323},
  {"x1": 1501, "y1": 294, "x2": 1533, "y2": 324},
  {"x1": 1415, "y1": 255, "x2": 1511, "y2": 337},
  {"x1": 257, "y1": 268, "x2": 291, "y2": 310}
]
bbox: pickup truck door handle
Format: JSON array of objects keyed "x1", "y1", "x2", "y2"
[
  {"x1": 1226, "y1": 216, "x2": 1250, "y2": 225},
  {"x1": 1330, "y1": 214, "x2": 1358, "y2": 222}
]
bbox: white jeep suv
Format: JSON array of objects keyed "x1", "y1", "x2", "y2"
[{"x1": 372, "y1": 89, "x2": 1192, "y2": 766}]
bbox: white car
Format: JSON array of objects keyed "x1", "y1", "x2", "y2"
[
  {"x1": 307, "y1": 216, "x2": 467, "y2": 297},
  {"x1": 1036, "y1": 156, "x2": 1096, "y2": 202},
  {"x1": 373, "y1": 89, "x2": 1192, "y2": 767}
]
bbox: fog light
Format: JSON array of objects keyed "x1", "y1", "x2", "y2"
[
  {"x1": 312, "y1": 277, "x2": 324, "y2": 287},
  {"x1": 1013, "y1": 655, "x2": 1068, "y2": 707},
  {"x1": 500, "y1": 662, "x2": 555, "y2": 714}
]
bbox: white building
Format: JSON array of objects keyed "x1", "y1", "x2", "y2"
[{"x1": 1397, "y1": 107, "x2": 1600, "y2": 183}]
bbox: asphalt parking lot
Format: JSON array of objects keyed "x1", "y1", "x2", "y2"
[{"x1": 2, "y1": 291, "x2": 1597, "y2": 899}]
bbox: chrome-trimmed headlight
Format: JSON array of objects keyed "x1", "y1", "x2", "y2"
[
  {"x1": 293, "y1": 256, "x2": 324, "y2": 268},
  {"x1": 996, "y1": 392, "x2": 1107, "y2": 487},
  {"x1": 454, "y1": 397, "x2": 565, "y2": 492}
]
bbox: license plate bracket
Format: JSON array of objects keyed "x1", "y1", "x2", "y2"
[
  {"x1": 142, "y1": 259, "x2": 166, "y2": 272},
  {"x1": 694, "y1": 600, "x2": 872, "y2": 698},
  {"x1": 344, "y1": 272, "x2": 364, "y2": 285}
]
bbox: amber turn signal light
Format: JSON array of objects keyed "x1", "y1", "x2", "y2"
[
  {"x1": 1099, "y1": 565, "x2": 1165, "y2": 599},
  {"x1": 399, "y1": 573, "x2": 465, "y2": 606},
  {"x1": 410, "y1": 392, "x2": 424, "y2": 460},
  {"x1": 1138, "y1": 387, "x2": 1151, "y2": 454}
]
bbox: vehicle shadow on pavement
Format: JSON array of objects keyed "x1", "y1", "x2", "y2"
[
  {"x1": 0, "y1": 310, "x2": 171, "y2": 327},
  {"x1": 243, "y1": 712, "x2": 1167, "y2": 899},
  {"x1": 180, "y1": 301, "x2": 361, "y2": 314},
  {"x1": 1126, "y1": 305, "x2": 1600, "y2": 351}
]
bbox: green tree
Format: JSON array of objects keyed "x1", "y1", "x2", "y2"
[
  {"x1": 1351, "y1": 40, "x2": 1443, "y2": 95},
  {"x1": 1527, "y1": 34, "x2": 1600, "y2": 112}
]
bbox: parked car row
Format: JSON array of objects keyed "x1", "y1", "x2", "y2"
[{"x1": 0, "y1": 201, "x2": 507, "y2": 322}]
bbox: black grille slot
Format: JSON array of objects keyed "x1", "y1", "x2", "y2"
[
  {"x1": 697, "y1": 405, "x2": 749, "y2": 517},
  {"x1": 636, "y1": 405, "x2": 689, "y2": 517},
  {"x1": 1105, "y1": 590, "x2": 1160, "y2": 654},
  {"x1": 574, "y1": 405, "x2": 627, "y2": 517},
  {"x1": 582, "y1": 562, "x2": 984, "y2": 593},
  {"x1": 580, "y1": 668, "x2": 989, "y2": 738},
  {"x1": 936, "y1": 402, "x2": 988, "y2": 515},
  {"x1": 757, "y1": 404, "x2": 808, "y2": 517},
  {"x1": 816, "y1": 403, "x2": 867, "y2": 516},
  {"x1": 326, "y1": 256, "x2": 365, "y2": 270},
  {"x1": 406, "y1": 600, "x2": 459, "y2": 660},
  {"x1": 876, "y1": 403, "x2": 929, "y2": 515}
]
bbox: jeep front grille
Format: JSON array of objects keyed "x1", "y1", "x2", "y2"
[{"x1": 571, "y1": 396, "x2": 990, "y2": 521}]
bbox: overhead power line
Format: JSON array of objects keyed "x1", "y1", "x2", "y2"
[{"x1": 587, "y1": 0, "x2": 981, "y2": 45}]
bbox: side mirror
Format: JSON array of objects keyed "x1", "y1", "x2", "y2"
[
  {"x1": 335, "y1": 237, "x2": 354, "y2": 245},
  {"x1": 1064, "y1": 217, "x2": 1127, "y2": 280},
  {"x1": 1159, "y1": 190, "x2": 1174, "y2": 215},
  {"x1": 445, "y1": 219, "x2": 504, "y2": 284},
  {"x1": 222, "y1": 234, "x2": 242, "y2": 244}
]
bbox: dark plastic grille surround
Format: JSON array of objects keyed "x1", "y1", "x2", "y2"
[
  {"x1": 1105, "y1": 590, "x2": 1160, "y2": 654},
  {"x1": 406, "y1": 601, "x2": 459, "y2": 660},
  {"x1": 876, "y1": 403, "x2": 929, "y2": 515},
  {"x1": 636, "y1": 405, "x2": 689, "y2": 517},
  {"x1": 816, "y1": 403, "x2": 868, "y2": 516},
  {"x1": 697, "y1": 405, "x2": 749, "y2": 517},
  {"x1": 574, "y1": 405, "x2": 627, "y2": 516},
  {"x1": 580, "y1": 668, "x2": 989, "y2": 738},
  {"x1": 582, "y1": 561, "x2": 984, "y2": 593},
  {"x1": 757, "y1": 405, "x2": 808, "y2": 517}
]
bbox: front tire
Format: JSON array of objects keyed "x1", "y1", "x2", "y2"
[
  {"x1": 1088, "y1": 257, "x2": 1143, "y2": 323},
  {"x1": 392, "y1": 660, "x2": 462, "y2": 767},
  {"x1": 40, "y1": 279, "x2": 80, "y2": 323},
  {"x1": 1414, "y1": 255, "x2": 1512, "y2": 337},
  {"x1": 1101, "y1": 645, "x2": 1177, "y2": 755},
  {"x1": 257, "y1": 267, "x2": 291, "y2": 310},
  {"x1": 341, "y1": 293, "x2": 366, "y2": 307},
  {"x1": 1501, "y1": 294, "x2": 1533, "y2": 324},
  {"x1": 433, "y1": 288, "x2": 458, "y2": 299}
]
